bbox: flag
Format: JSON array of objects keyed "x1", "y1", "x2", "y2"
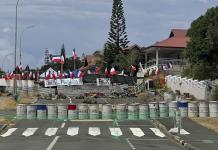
[
  {"x1": 45, "y1": 71, "x2": 51, "y2": 80},
  {"x1": 77, "y1": 70, "x2": 83, "y2": 78},
  {"x1": 52, "y1": 72, "x2": 56, "y2": 80},
  {"x1": 96, "y1": 67, "x2": 100, "y2": 75},
  {"x1": 21, "y1": 72, "x2": 26, "y2": 80},
  {"x1": 110, "y1": 67, "x2": 116, "y2": 75},
  {"x1": 60, "y1": 55, "x2": 65, "y2": 64},
  {"x1": 155, "y1": 67, "x2": 160, "y2": 75},
  {"x1": 3, "y1": 74, "x2": 8, "y2": 80},
  {"x1": 166, "y1": 63, "x2": 173, "y2": 70},
  {"x1": 72, "y1": 48, "x2": 77, "y2": 60},
  {"x1": 51, "y1": 56, "x2": 62, "y2": 63},
  {"x1": 9, "y1": 72, "x2": 14, "y2": 80},
  {"x1": 29, "y1": 72, "x2": 33, "y2": 79},
  {"x1": 70, "y1": 71, "x2": 75, "y2": 79},
  {"x1": 131, "y1": 65, "x2": 136, "y2": 72},
  {"x1": 105, "y1": 68, "x2": 109, "y2": 76},
  {"x1": 18, "y1": 64, "x2": 22, "y2": 72}
]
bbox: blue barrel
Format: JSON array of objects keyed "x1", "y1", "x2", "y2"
[
  {"x1": 177, "y1": 101, "x2": 188, "y2": 117},
  {"x1": 37, "y1": 105, "x2": 47, "y2": 120}
]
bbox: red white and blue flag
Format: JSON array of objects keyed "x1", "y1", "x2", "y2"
[{"x1": 72, "y1": 49, "x2": 77, "y2": 60}]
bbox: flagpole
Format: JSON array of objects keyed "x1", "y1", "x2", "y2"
[{"x1": 74, "y1": 58, "x2": 76, "y2": 70}]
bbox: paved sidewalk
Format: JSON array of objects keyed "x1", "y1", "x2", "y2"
[{"x1": 158, "y1": 118, "x2": 218, "y2": 150}]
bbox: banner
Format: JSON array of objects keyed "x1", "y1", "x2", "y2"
[
  {"x1": 44, "y1": 78, "x2": 83, "y2": 87},
  {"x1": 96, "y1": 78, "x2": 111, "y2": 86}
]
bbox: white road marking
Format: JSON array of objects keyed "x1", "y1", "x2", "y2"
[
  {"x1": 45, "y1": 128, "x2": 58, "y2": 136},
  {"x1": 109, "y1": 128, "x2": 122, "y2": 137},
  {"x1": 46, "y1": 136, "x2": 60, "y2": 150},
  {"x1": 130, "y1": 128, "x2": 145, "y2": 137},
  {"x1": 67, "y1": 127, "x2": 79, "y2": 136},
  {"x1": 126, "y1": 138, "x2": 136, "y2": 150},
  {"x1": 89, "y1": 127, "x2": 101, "y2": 136},
  {"x1": 1, "y1": 128, "x2": 17, "y2": 137},
  {"x1": 168, "y1": 128, "x2": 190, "y2": 135},
  {"x1": 22, "y1": 128, "x2": 38, "y2": 137},
  {"x1": 150, "y1": 128, "x2": 165, "y2": 138},
  {"x1": 61, "y1": 123, "x2": 65, "y2": 128}
]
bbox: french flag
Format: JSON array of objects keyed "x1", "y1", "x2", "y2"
[
  {"x1": 9, "y1": 72, "x2": 14, "y2": 80},
  {"x1": 105, "y1": 68, "x2": 109, "y2": 76},
  {"x1": 131, "y1": 65, "x2": 136, "y2": 72},
  {"x1": 78, "y1": 70, "x2": 84, "y2": 78},
  {"x1": 52, "y1": 72, "x2": 56, "y2": 80},
  {"x1": 72, "y1": 49, "x2": 77, "y2": 60},
  {"x1": 18, "y1": 64, "x2": 22, "y2": 72},
  {"x1": 110, "y1": 67, "x2": 116, "y2": 75}
]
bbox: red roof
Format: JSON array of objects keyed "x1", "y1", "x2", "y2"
[{"x1": 151, "y1": 29, "x2": 190, "y2": 48}]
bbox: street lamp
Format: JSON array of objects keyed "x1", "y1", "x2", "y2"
[
  {"x1": 13, "y1": 0, "x2": 21, "y2": 98},
  {"x1": 19, "y1": 25, "x2": 35, "y2": 65}
]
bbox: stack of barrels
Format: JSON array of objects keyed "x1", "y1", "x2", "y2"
[{"x1": 16, "y1": 100, "x2": 218, "y2": 120}]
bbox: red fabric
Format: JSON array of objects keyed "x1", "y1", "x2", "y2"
[{"x1": 68, "y1": 105, "x2": 77, "y2": 110}]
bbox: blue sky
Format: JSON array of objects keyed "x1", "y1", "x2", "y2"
[{"x1": 0, "y1": 0, "x2": 217, "y2": 70}]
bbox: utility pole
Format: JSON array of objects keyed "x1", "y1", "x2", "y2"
[{"x1": 13, "y1": 0, "x2": 21, "y2": 99}]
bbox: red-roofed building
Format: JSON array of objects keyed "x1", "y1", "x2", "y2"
[{"x1": 143, "y1": 29, "x2": 189, "y2": 68}]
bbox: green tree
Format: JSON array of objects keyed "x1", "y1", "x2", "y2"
[
  {"x1": 115, "y1": 50, "x2": 141, "y2": 70},
  {"x1": 104, "y1": 0, "x2": 129, "y2": 66},
  {"x1": 184, "y1": 6, "x2": 218, "y2": 80}
]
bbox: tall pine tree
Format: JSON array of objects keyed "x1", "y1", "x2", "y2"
[{"x1": 104, "y1": 0, "x2": 129, "y2": 66}]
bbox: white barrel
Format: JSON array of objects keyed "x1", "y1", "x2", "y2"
[
  {"x1": 89, "y1": 104, "x2": 99, "y2": 119},
  {"x1": 159, "y1": 101, "x2": 169, "y2": 118},
  {"x1": 27, "y1": 105, "x2": 36, "y2": 120},
  {"x1": 188, "y1": 101, "x2": 198, "y2": 117},
  {"x1": 128, "y1": 104, "x2": 139, "y2": 120},
  {"x1": 57, "y1": 104, "x2": 67, "y2": 120},
  {"x1": 149, "y1": 102, "x2": 158, "y2": 118},
  {"x1": 78, "y1": 104, "x2": 88, "y2": 120},
  {"x1": 169, "y1": 101, "x2": 177, "y2": 117},
  {"x1": 47, "y1": 104, "x2": 57, "y2": 120},
  {"x1": 102, "y1": 104, "x2": 112, "y2": 119},
  {"x1": 68, "y1": 104, "x2": 77, "y2": 120},
  {"x1": 36, "y1": 105, "x2": 47, "y2": 120},
  {"x1": 178, "y1": 100, "x2": 188, "y2": 117},
  {"x1": 139, "y1": 104, "x2": 149, "y2": 119},
  {"x1": 199, "y1": 101, "x2": 209, "y2": 117},
  {"x1": 16, "y1": 104, "x2": 27, "y2": 119},
  {"x1": 164, "y1": 92, "x2": 174, "y2": 102},
  {"x1": 116, "y1": 104, "x2": 127, "y2": 120},
  {"x1": 209, "y1": 101, "x2": 218, "y2": 117}
]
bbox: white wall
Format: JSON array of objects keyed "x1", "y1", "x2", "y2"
[
  {"x1": 0, "y1": 79, "x2": 35, "y2": 88},
  {"x1": 166, "y1": 75, "x2": 207, "y2": 100}
]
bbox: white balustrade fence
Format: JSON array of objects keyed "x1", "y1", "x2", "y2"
[{"x1": 165, "y1": 75, "x2": 207, "y2": 100}]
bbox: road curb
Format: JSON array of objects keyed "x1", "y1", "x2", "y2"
[{"x1": 149, "y1": 119, "x2": 200, "y2": 150}]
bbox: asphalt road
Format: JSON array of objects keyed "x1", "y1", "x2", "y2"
[
  {"x1": 158, "y1": 118, "x2": 218, "y2": 150},
  {"x1": 0, "y1": 120, "x2": 183, "y2": 150}
]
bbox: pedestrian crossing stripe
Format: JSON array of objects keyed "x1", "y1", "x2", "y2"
[
  {"x1": 109, "y1": 128, "x2": 123, "y2": 137},
  {"x1": 1, "y1": 127, "x2": 166, "y2": 138},
  {"x1": 22, "y1": 128, "x2": 38, "y2": 137},
  {"x1": 89, "y1": 127, "x2": 101, "y2": 136},
  {"x1": 67, "y1": 127, "x2": 79, "y2": 136},
  {"x1": 45, "y1": 128, "x2": 58, "y2": 137},
  {"x1": 130, "y1": 128, "x2": 144, "y2": 137},
  {"x1": 1, "y1": 128, "x2": 17, "y2": 137}
]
